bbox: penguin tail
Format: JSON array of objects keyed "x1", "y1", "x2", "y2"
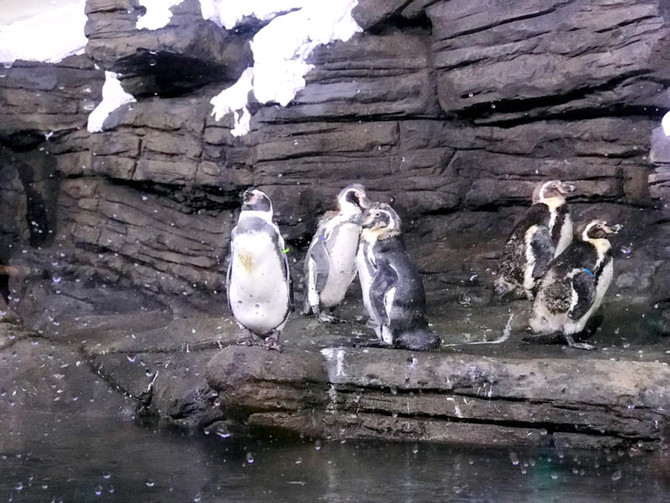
[{"x1": 394, "y1": 327, "x2": 441, "y2": 351}]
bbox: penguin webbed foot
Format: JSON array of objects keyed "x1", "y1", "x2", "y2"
[
  {"x1": 263, "y1": 331, "x2": 282, "y2": 352},
  {"x1": 317, "y1": 311, "x2": 341, "y2": 324},
  {"x1": 237, "y1": 329, "x2": 257, "y2": 347},
  {"x1": 353, "y1": 338, "x2": 393, "y2": 349},
  {"x1": 523, "y1": 331, "x2": 595, "y2": 351},
  {"x1": 564, "y1": 334, "x2": 595, "y2": 351}
]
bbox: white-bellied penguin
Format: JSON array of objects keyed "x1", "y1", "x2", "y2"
[
  {"x1": 355, "y1": 202, "x2": 441, "y2": 351},
  {"x1": 495, "y1": 180, "x2": 576, "y2": 300},
  {"x1": 302, "y1": 184, "x2": 368, "y2": 322},
  {"x1": 227, "y1": 188, "x2": 292, "y2": 351},
  {"x1": 528, "y1": 219, "x2": 621, "y2": 349}
]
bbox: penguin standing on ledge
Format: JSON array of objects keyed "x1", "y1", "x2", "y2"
[
  {"x1": 495, "y1": 180, "x2": 576, "y2": 300},
  {"x1": 303, "y1": 184, "x2": 368, "y2": 322},
  {"x1": 355, "y1": 202, "x2": 441, "y2": 351},
  {"x1": 227, "y1": 188, "x2": 291, "y2": 351},
  {"x1": 528, "y1": 219, "x2": 621, "y2": 350}
]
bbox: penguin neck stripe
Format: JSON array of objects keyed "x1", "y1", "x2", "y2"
[{"x1": 582, "y1": 267, "x2": 595, "y2": 277}]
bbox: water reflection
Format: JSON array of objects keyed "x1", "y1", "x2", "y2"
[{"x1": 1, "y1": 413, "x2": 670, "y2": 502}]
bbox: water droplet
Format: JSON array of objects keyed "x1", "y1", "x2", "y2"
[
  {"x1": 145, "y1": 480, "x2": 155, "y2": 487},
  {"x1": 127, "y1": 355, "x2": 136, "y2": 363},
  {"x1": 3, "y1": 61, "x2": 13, "y2": 69},
  {"x1": 620, "y1": 243, "x2": 633, "y2": 257},
  {"x1": 53, "y1": 277, "x2": 61, "y2": 284},
  {"x1": 412, "y1": 444, "x2": 419, "y2": 454},
  {"x1": 314, "y1": 440, "x2": 322, "y2": 451},
  {"x1": 94, "y1": 483, "x2": 103, "y2": 496},
  {"x1": 295, "y1": 457, "x2": 302, "y2": 464},
  {"x1": 611, "y1": 470, "x2": 622, "y2": 481},
  {"x1": 245, "y1": 452, "x2": 255, "y2": 464},
  {"x1": 509, "y1": 452, "x2": 519, "y2": 466}
]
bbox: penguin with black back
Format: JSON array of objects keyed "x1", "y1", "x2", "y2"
[
  {"x1": 495, "y1": 180, "x2": 576, "y2": 300},
  {"x1": 227, "y1": 188, "x2": 292, "y2": 351},
  {"x1": 527, "y1": 219, "x2": 621, "y2": 350},
  {"x1": 355, "y1": 202, "x2": 441, "y2": 351},
  {"x1": 303, "y1": 184, "x2": 368, "y2": 322}
]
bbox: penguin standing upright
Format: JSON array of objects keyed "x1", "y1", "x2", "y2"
[
  {"x1": 495, "y1": 180, "x2": 576, "y2": 300},
  {"x1": 355, "y1": 202, "x2": 441, "y2": 351},
  {"x1": 528, "y1": 219, "x2": 621, "y2": 349},
  {"x1": 227, "y1": 188, "x2": 291, "y2": 351},
  {"x1": 303, "y1": 184, "x2": 368, "y2": 322}
]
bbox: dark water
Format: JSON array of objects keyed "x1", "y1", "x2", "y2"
[{"x1": 2, "y1": 414, "x2": 670, "y2": 502}]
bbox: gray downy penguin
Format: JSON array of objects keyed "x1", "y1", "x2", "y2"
[
  {"x1": 495, "y1": 180, "x2": 576, "y2": 300},
  {"x1": 527, "y1": 219, "x2": 621, "y2": 350},
  {"x1": 355, "y1": 202, "x2": 441, "y2": 351},
  {"x1": 303, "y1": 184, "x2": 368, "y2": 322},
  {"x1": 227, "y1": 188, "x2": 292, "y2": 351}
]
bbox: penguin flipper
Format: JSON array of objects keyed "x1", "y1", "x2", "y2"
[
  {"x1": 281, "y1": 237, "x2": 294, "y2": 312},
  {"x1": 568, "y1": 270, "x2": 596, "y2": 321},
  {"x1": 370, "y1": 258, "x2": 398, "y2": 327},
  {"x1": 306, "y1": 235, "x2": 330, "y2": 294},
  {"x1": 530, "y1": 226, "x2": 555, "y2": 279}
]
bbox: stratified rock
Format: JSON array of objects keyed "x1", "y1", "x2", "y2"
[
  {"x1": 207, "y1": 345, "x2": 670, "y2": 449},
  {"x1": 427, "y1": 0, "x2": 670, "y2": 122},
  {"x1": 352, "y1": 0, "x2": 412, "y2": 29},
  {"x1": 85, "y1": 0, "x2": 252, "y2": 96}
]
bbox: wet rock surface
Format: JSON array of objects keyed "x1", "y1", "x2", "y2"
[{"x1": 0, "y1": 0, "x2": 669, "y2": 449}]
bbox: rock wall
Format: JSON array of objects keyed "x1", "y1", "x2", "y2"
[{"x1": 0, "y1": 0, "x2": 669, "y2": 324}]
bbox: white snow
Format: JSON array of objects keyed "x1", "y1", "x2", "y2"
[
  {"x1": 200, "y1": 0, "x2": 307, "y2": 30},
  {"x1": 663, "y1": 111, "x2": 670, "y2": 137},
  {"x1": 87, "y1": 72, "x2": 136, "y2": 133},
  {"x1": 0, "y1": 1, "x2": 87, "y2": 65},
  {"x1": 210, "y1": 67, "x2": 254, "y2": 136},
  {"x1": 136, "y1": 0, "x2": 184, "y2": 30},
  {"x1": 205, "y1": 0, "x2": 361, "y2": 135}
]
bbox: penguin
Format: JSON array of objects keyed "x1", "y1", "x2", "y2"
[
  {"x1": 226, "y1": 188, "x2": 292, "y2": 351},
  {"x1": 527, "y1": 219, "x2": 621, "y2": 349},
  {"x1": 495, "y1": 180, "x2": 576, "y2": 300},
  {"x1": 302, "y1": 184, "x2": 368, "y2": 322},
  {"x1": 355, "y1": 202, "x2": 441, "y2": 351}
]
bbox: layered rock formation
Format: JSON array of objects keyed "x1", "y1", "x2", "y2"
[{"x1": 0, "y1": 0, "x2": 669, "y2": 444}]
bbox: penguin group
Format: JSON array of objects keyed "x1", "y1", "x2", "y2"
[
  {"x1": 495, "y1": 180, "x2": 621, "y2": 349},
  {"x1": 227, "y1": 185, "x2": 439, "y2": 351},
  {"x1": 226, "y1": 179, "x2": 621, "y2": 352}
]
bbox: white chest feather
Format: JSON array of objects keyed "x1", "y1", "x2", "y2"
[
  {"x1": 319, "y1": 220, "x2": 361, "y2": 307},
  {"x1": 228, "y1": 230, "x2": 289, "y2": 334},
  {"x1": 356, "y1": 240, "x2": 378, "y2": 323}
]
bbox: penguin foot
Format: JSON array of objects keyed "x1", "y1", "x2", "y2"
[
  {"x1": 263, "y1": 332, "x2": 282, "y2": 352},
  {"x1": 564, "y1": 334, "x2": 595, "y2": 351},
  {"x1": 317, "y1": 311, "x2": 339, "y2": 324},
  {"x1": 523, "y1": 332, "x2": 595, "y2": 351},
  {"x1": 237, "y1": 329, "x2": 257, "y2": 347},
  {"x1": 353, "y1": 338, "x2": 393, "y2": 349}
]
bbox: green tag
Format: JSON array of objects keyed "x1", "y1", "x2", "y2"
[{"x1": 281, "y1": 248, "x2": 289, "y2": 254}]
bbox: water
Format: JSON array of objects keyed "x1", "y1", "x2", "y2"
[{"x1": 2, "y1": 413, "x2": 670, "y2": 502}]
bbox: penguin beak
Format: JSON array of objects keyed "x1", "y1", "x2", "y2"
[
  {"x1": 559, "y1": 183, "x2": 576, "y2": 194},
  {"x1": 350, "y1": 213, "x2": 366, "y2": 225},
  {"x1": 603, "y1": 223, "x2": 623, "y2": 234},
  {"x1": 242, "y1": 189, "x2": 259, "y2": 205},
  {"x1": 356, "y1": 193, "x2": 369, "y2": 210}
]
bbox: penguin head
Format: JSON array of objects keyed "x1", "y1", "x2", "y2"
[
  {"x1": 359, "y1": 202, "x2": 402, "y2": 240},
  {"x1": 532, "y1": 180, "x2": 576, "y2": 204},
  {"x1": 241, "y1": 188, "x2": 273, "y2": 214},
  {"x1": 579, "y1": 219, "x2": 622, "y2": 241},
  {"x1": 337, "y1": 184, "x2": 368, "y2": 215}
]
